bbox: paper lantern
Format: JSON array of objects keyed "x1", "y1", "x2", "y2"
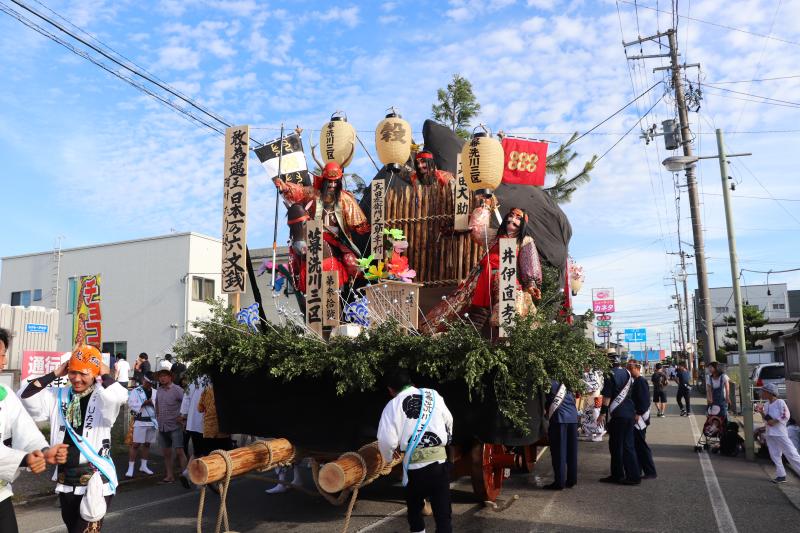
[
  {"x1": 571, "y1": 278, "x2": 583, "y2": 296},
  {"x1": 319, "y1": 112, "x2": 356, "y2": 168},
  {"x1": 461, "y1": 131, "x2": 504, "y2": 195},
  {"x1": 375, "y1": 111, "x2": 412, "y2": 167}
]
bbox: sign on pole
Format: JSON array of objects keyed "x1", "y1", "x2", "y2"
[
  {"x1": 370, "y1": 178, "x2": 386, "y2": 259},
  {"x1": 305, "y1": 219, "x2": 324, "y2": 336},
  {"x1": 72, "y1": 274, "x2": 102, "y2": 348},
  {"x1": 222, "y1": 125, "x2": 249, "y2": 296},
  {"x1": 453, "y1": 153, "x2": 470, "y2": 231},
  {"x1": 498, "y1": 237, "x2": 518, "y2": 337},
  {"x1": 624, "y1": 328, "x2": 647, "y2": 343},
  {"x1": 591, "y1": 287, "x2": 615, "y2": 313}
]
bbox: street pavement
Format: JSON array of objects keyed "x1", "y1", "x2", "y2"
[{"x1": 15, "y1": 385, "x2": 800, "y2": 532}]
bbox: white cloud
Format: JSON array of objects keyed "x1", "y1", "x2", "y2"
[
  {"x1": 157, "y1": 46, "x2": 200, "y2": 70},
  {"x1": 311, "y1": 7, "x2": 361, "y2": 29}
]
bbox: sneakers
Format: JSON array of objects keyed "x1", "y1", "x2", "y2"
[
  {"x1": 140, "y1": 465, "x2": 154, "y2": 475},
  {"x1": 771, "y1": 476, "x2": 787, "y2": 484},
  {"x1": 680, "y1": 409, "x2": 686, "y2": 416}
]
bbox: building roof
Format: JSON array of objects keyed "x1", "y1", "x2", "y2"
[{"x1": 1, "y1": 232, "x2": 221, "y2": 260}]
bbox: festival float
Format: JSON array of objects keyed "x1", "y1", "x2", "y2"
[{"x1": 175, "y1": 110, "x2": 602, "y2": 513}]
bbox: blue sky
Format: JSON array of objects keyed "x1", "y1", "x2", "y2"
[{"x1": 1, "y1": 0, "x2": 799, "y2": 348}]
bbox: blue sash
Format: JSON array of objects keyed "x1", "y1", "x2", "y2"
[
  {"x1": 402, "y1": 388, "x2": 436, "y2": 486},
  {"x1": 57, "y1": 387, "x2": 118, "y2": 491}
]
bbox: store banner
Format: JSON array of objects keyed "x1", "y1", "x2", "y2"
[
  {"x1": 72, "y1": 275, "x2": 102, "y2": 348},
  {"x1": 501, "y1": 137, "x2": 548, "y2": 186}
]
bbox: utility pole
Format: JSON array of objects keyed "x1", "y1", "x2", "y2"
[
  {"x1": 666, "y1": 29, "x2": 716, "y2": 364},
  {"x1": 716, "y1": 128, "x2": 754, "y2": 460},
  {"x1": 671, "y1": 279, "x2": 687, "y2": 367}
]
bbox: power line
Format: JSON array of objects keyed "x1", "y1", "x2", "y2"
[
  {"x1": 618, "y1": 0, "x2": 800, "y2": 47},
  {"x1": 3, "y1": 0, "x2": 265, "y2": 148},
  {"x1": 573, "y1": 80, "x2": 664, "y2": 144},
  {"x1": 596, "y1": 94, "x2": 666, "y2": 162},
  {"x1": 702, "y1": 84, "x2": 800, "y2": 108},
  {"x1": 708, "y1": 74, "x2": 800, "y2": 84},
  {"x1": 741, "y1": 267, "x2": 800, "y2": 274},
  {"x1": 701, "y1": 192, "x2": 800, "y2": 202}
]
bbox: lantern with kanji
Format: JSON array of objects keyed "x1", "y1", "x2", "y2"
[
  {"x1": 461, "y1": 128, "x2": 504, "y2": 196},
  {"x1": 375, "y1": 109, "x2": 411, "y2": 169},
  {"x1": 319, "y1": 111, "x2": 356, "y2": 168}
]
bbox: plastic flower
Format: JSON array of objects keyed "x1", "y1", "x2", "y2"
[
  {"x1": 365, "y1": 261, "x2": 386, "y2": 280},
  {"x1": 356, "y1": 254, "x2": 375, "y2": 271},
  {"x1": 382, "y1": 228, "x2": 406, "y2": 241}
]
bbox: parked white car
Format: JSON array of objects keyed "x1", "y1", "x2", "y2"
[{"x1": 751, "y1": 362, "x2": 786, "y2": 398}]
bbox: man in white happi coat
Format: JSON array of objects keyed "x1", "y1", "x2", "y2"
[
  {"x1": 579, "y1": 366, "x2": 605, "y2": 442},
  {"x1": 378, "y1": 368, "x2": 453, "y2": 533},
  {"x1": 126, "y1": 371, "x2": 157, "y2": 477},
  {"x1": 0, "y1": 328, "x2": 68, "y2": 533},
  {"x1": 21, "y1": 345, "x2": 128, "y2": 533}
]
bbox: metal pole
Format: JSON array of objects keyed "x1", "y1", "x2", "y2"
[
  {"x1": 668, "y1": 29, "x2": 716, "y2": 363},
  {"x1": 673, "y1": 278, "x2": 687, "y2": 368},
  {"x1": 270, "y1": 124, "x2": 285, "y2": 289},
  {"x1": 680, "y1": 253, "x2": 693, "y2": 362},
  {"x1": 715, "y1": 128, "x2": 754, "y2": 460}
]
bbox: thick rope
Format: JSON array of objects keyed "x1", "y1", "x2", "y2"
[
  {"x1": 196, "y1": 449, "x2": 236, "y2": 533},
  {"x1": 338, "y1": 451, "x2": 368, "y2": 533}
]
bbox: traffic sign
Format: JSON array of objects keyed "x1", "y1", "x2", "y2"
[
  {"x1": 598, "y1": 331, "x2": 611, "y2": 338},
  {"x1": 624, "y1": 328, "x2": 647, "y2": 343}
]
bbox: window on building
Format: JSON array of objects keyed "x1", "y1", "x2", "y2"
[
  {"x1": 33, "y1": 289, "x2": 43, "y2": 301},
  {"x1": 192, "y1": 277, "x2": 215, "y2": 302},
  {"x1": 11, "y1": 290, "x2": 32, "y2": 307},
  {"x1": 715, "y1": 306, "x2": 728, "y2": 313},
  {"x1": 101, "y1": 341, "x2": 128, "y2": 360},
  {"x1": 67, "y1": 277, "x2": 78, "y2": 314},
  {"x1": 773, "y1": 303, "x2": 786, "y2": 310}
]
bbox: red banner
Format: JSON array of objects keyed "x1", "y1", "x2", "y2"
[{"x1": 501, "y1": 138, "x2": 548, "y2": 186}]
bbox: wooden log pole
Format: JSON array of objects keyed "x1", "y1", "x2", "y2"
[
  {"x1": 317, "y1": 442, "x2": 400, "y2": 494},
  {"x1": 188, "y1": 438, "x2": 295, "y2": 485}
]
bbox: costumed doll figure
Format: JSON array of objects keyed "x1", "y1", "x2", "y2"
[
  {"x1": 422, "y1": 203, "x2": 542, "y2": 334},
  {"x1": 275, "y1": 162, "x2": 370, "y2": 291},
  {"x1": 408, "y1": 150, "x2": 454, "y2": 187}
]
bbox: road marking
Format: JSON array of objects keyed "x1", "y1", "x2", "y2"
[
  {"x1": 356, "y1": 506, "x2": 407, "y2": 532},
  {"x1": 33, "y1": 482, "x2": 236, "y2": 533},
  {"x1": 688, "y1": 414, "x2": 739, "y2": 533}
]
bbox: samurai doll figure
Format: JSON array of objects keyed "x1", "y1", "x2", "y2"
[{"x1": 422, "y1": 202, "x2": 543, "y2": 334}]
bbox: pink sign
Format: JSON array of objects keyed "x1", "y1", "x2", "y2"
[
  {"x1": 21, "y1": 350, "x2": 112, "y2": 386},
  {"x1": 593, "y1": 300, "x2": 616, "y2": 313}
]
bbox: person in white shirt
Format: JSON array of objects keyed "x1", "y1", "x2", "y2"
[
  {"x1": 126, "y1": 371, "x2": 157, "y2": 478},
  {"x1": 756, "y1": 383, "x2": 800, "y2": 483},
  {"x1": 377, "y1": 369, "x2": 453, "y2": 533},
  {"x1": 0, "y1": 328, "x2": 68, "y2": 533},
  {"x1": 159, "y1": 354, "x2": 174, "y2": 371},
  {"x1": 180, "y1": 377, "x2": 206, "y2": 486},
  {"x1": 114, "y1": 354, "x2": 130, "y2": 387}
]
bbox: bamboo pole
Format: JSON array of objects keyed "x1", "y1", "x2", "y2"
[
  {"x1": 188, "y1": 438, "x2": 295, "y2": 485},
  {"x1": 317, "y1": 442, "x2": 401, "y2": 494}
]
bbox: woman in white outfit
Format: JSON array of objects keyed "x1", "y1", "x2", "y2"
[{"x1": 757, "y1": 383, "x2": 800, "y2": 483}]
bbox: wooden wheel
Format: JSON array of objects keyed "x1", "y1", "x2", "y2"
[
  {"x1": 470, "y1": 443, "x2": 507, "y2": 502},
  {"x1": 514, "y1": 445, "x2": 537, "y2": 474}
]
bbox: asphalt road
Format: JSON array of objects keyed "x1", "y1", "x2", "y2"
[{"x1": 15, "y1": 386, "x2": 800, "y2": 532}]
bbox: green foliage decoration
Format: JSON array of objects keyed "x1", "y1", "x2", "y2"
[{"x1": 175, "y1": 296, "x2": 605, "y2": 434}]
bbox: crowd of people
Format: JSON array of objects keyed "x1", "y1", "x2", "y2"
[
  {"x1": 0, "y1": 328, "x2": 231, "y2": 533},
  {"x1": 3, "y1": 325, "x2": 800, "y2": 533}
]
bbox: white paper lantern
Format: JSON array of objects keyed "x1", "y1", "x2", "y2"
[
  {"x1": 375, "y1": 111, "x2": 412, "y2": 167},
  {"x1": 460, "y1": 131, "x2": 504, "y2": 194},
  {"x1": 319, "y1": 112, "x2": 356, "y2": 168}
]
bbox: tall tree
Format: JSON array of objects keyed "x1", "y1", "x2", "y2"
[
  {"x1": 722, "y1": 304, "x2": 771, "y2": 351},
  {"x1": 543, "y1": 133, "x2": 597, "y2": 204},
  {"x1": 432, "y1": 74, "x2": 481, "y2": 139}
]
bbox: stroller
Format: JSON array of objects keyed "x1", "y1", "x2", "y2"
[{"x1": 694, "y1": 405, "x2": 726, "y2": 453}]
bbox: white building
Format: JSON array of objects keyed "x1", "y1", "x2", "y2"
[{"x1": 0, "y1": 233, "x2": 227, "y2": 368}]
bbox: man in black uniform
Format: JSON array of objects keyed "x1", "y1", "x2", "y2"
[
  {"x1": 598, "y1": 354, "x2": 640, "y2": 485},
  {"x1": 675, "y1": 362, "x2": 692, "y2": 416},
  {"x1": 628, "y1": 359, "x2": 657, "y2": 479},
  {"x1": 651, "y1": 363, "x2": 668, "y2": 417}
]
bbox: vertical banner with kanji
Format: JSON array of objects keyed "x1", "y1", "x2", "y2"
[
  {"x1": 305, "y1": 219, "x2": 323, "y2": 335},
  {"x1": 370, "y1": 178, "x2": 386, "y2": 259},
  {"x1": 323, "y1": 271, "x2": 340, "y2": 327},
  {"x1": 72, "y1": 274, "x2": 101, "y2": 347},
  {"x1": 498, "y1": 238, "x2": 517, "y2": 337},
  {"x1": 453, "y1": 153, "x2": 470, "y2": 231},
  {"x1": 222, "y1": 125, "x2": 249, "y2": 294}
]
